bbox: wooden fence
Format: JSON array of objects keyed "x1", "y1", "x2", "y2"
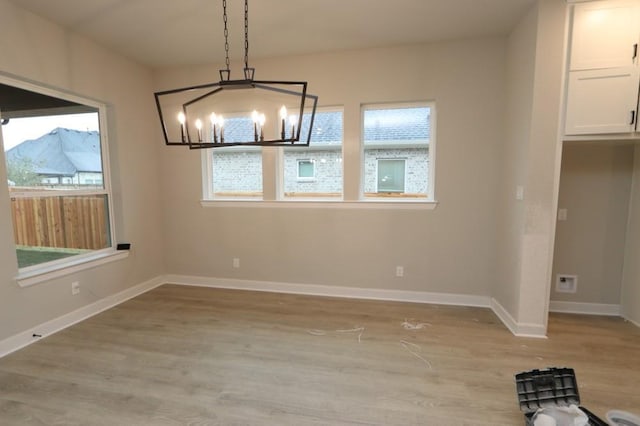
[{"x1": 10, "y1": 195, "x2": 109, "y2": 250}]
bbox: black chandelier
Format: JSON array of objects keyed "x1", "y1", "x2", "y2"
[{"x1": 154, "y1": 0, "x2": 318, "y2": 149}]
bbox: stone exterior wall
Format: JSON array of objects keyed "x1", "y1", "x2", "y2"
[
  {"x1": 211, "y1": 147, "x2": 429, "y2": 197},
  {"x1": 212, "y1": 150, "x2": 262, "y2": 195},
  {"x1": 283, "y1": 149, "x2": 343, "y2": 196},
  {"x1": 363, "y1": 148, "x2": 429, "y2": 196}
]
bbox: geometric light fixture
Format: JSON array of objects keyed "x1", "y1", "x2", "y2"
[{"x1": 154, "y1": 0, "x2": 318, "y2": 149}]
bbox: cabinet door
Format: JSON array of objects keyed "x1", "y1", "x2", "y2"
[
  {"x1": 570, "y1": 0, "x2": 640, "y2": 70},
  {"x1": 565, "y1": 67, "x2": 640, "y2": 135}
]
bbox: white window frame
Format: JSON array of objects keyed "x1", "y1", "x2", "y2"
[
  {"x1": 201, "y1": 111, "x2": 265, "y2": 201},
  {"x1": 361, "y1": 101, "x2": 436, "y2": 203},
  {"x1": 200, "y1": 102, "x2": 436, "y2": 209},
  {"x1": 0, "y1": 73, "x2": 124, "y2": 287},
  {"x1": 376, "y1": 158, "x2": 407, "y2": 193},
  {"x1": 279, "y1": 106, "x2": 344, "y2": 201},
  {"x1": 296, "y1": 159, "x2": 316, "y2": 181},
  {"x1": 205, "y1": 145, "x2": 264, "y2": 201}
]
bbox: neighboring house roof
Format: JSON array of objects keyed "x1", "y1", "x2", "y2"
[
  {"x1": 304, "y1": 110, "x2": 343, "y2": 144},
  {"x1": 5, "y1": 128, "x2": 101, "y2": 176},
  {"x1": 201, "y1": 107, "x2": 430, "y2": 146},
  {"x1": 364, "y1": 107, "x2": 431, "y2": 142},
  {"x1": 223, "y1": 117, "x2": 255, "y2": 144},
  {"x1": 306, "y1": 107, "x2": 431, "y2": 144},
  {"x1": 220, "y1": 111, "x2": 345, "y2": 145}
]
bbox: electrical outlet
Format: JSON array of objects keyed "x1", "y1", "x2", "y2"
[
  {"x1": 396, "y1": 266, "x2": 404, "y2": 277},
  {"x1": 71, "y1": 281, "x2": 80, "y2": 295},
  {"x1": 556, "y1": 275, "x2": 577, "y2": 293},
  {"x1": 233, "y1": 258, "x2": 240, "y2": 268}
]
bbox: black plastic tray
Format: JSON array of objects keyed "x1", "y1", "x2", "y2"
[{"x1": 515, "y1": 368, "x2": 607, "y2": 426}]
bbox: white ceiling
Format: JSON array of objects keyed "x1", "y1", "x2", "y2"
[{"x1": 9, "y1": 0, "x2": 536, "y2": 68}]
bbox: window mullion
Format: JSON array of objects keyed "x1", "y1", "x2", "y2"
[{"x1": 262, "y1": 146, "x2": 278, "y2": 201}]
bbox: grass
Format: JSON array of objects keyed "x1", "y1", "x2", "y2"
[{"x1": 16, "y1": 246, "x2": 86, "y2": 268}]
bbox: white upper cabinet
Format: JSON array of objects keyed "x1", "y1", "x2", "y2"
[
  {"x1": 570, "y1": 0, "x2": 640, "y2": 70},
  {"x1": 564, "y1": 0, "x2": 640, "y2": 136},
  {"x1": 565, "y1": 66, "x2": 640, "y2": 134}
]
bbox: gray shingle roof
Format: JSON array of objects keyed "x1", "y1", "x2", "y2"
[
  {"x1": 199, "y1": 107, "x2": 429, "y2": 145},
  {"x1": 218, "y1": 110, "x2": 344, "y2": 145},
  {"x1": 6, "y1": 128, "x2": 102, "y2": 176},
  {"x1": 222, "y1": 116, "x2": 254, "y2": 143},
  {"x1": 303, "y1": 110, "x2": 343, "y2": 144},
  {"x1": 306, "y1": 107, "x2": 430, "y2": 144},
  {"x1": 364, "y1": 106, "x2": 430, "y2": 142}
]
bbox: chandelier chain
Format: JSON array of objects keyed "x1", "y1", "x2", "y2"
[
  {"x1": 222, "y1": 0, "x2": 230, "y2": 72},
  {"x1": 244, "y1": 0, "x2": 249, "y2": 70}
]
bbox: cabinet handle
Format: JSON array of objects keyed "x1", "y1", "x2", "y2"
[
  {"x1": 631, "y1": 110, "x2": 636, "y2": 126},
  {"x1": 634, "y1": 44, "x2": 639, "y2": 61}
]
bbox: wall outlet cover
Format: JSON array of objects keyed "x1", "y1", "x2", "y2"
[{"x1": 556, "y1": 275, "x2": 578, "y2": 293}]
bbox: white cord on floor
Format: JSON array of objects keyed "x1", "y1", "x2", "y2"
[
  {"x1": 336, "y1": 327, "x2": 364, "y2": 333},
  {"x1": 401, "y1": 319, "x2": 432, "y2": 330},
  {"x1": 307, "y1": 326, "x2": 365, "y2": 342},
  {"x1": 400, "y1": 340, "x2": 433, "y2": 369}
]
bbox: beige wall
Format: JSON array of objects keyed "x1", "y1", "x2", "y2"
[
  {"x1": 0, "y1": 0, "x2": 164, "y2": 340},
  {"x1": 622, "y1": 145, "x2": 640, "y2": 324},
  {"x1": 496, "y1": 3, "x2": 538, "y2": 318},
  {"x1": 494, "y1": 0, "x2": 567, "y2": 333},
  {"x1": 515, "y1": 0, "x2": 567, "y2": 329},
  {"x1": 553, "y1": 143, "x2": 634, "y2": 305},
  {"x1": 155, "y1": 38, "x2": 506, "y2": 296}
]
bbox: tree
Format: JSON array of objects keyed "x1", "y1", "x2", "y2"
[{"x1": 6, "y1": 157, "x2": 42, "y2": 186}]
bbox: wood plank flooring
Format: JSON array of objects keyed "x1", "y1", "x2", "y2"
[{"x1": 0, "y1": 284, "x2": 638, "y2": 425}]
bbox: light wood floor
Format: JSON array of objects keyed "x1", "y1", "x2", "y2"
[{"x1": 0, "y1": 285, "x2": 638, "y2": 425}]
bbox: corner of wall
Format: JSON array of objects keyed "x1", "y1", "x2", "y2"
[{"x1": 491, "y1": 297, "x2": 547, "y2": 338}]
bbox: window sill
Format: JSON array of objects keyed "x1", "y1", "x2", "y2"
[
  {"x1": 16, "y1": 250, "x2": 129, "y2": 288},
  {"x1": 201, "y1": 199, "x2": 438, "y2": 210}
]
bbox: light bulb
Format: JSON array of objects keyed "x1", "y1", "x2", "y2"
[
  {"x1": 177, "y1": 112, "x2": 186, "y2": 124},
  {"x1": 279, "y1": 105, "x2": 287, "y2": 120},
  {"x1": 195, "y1": 119, "x2": 203, "y2": 130}
]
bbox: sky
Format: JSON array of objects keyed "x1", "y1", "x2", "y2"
[{"x1": 1, "y1": 113, "x2": 99, "y2": 151}]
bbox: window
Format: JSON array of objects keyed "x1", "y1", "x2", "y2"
[
  {"x1": 377, "y1": 159, "x2": 406, "y2": 192},
  {"x1": 282, "y1": 108, "x2": 343, "y2": 199},
  {"x1": 202, "y1": 103, "x2": 435, "y2": 206},
  {"x1": 211, "y1": 147, "x2": 263, "y2": 199},
  {"x1": 362, "y1": 103, "x2": 433, "y2": 200},
  {"x1": 209, "y1": 114, "x2": 263, "y2": 199},
  {"x1": 297, "y1": 160, "x2": 315, "y2": 180},
  {"x1": 1, "y1": 80, "x2": 115, "y2": 271}
]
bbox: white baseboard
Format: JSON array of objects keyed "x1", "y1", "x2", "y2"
[
  {"x1": 549, "y1": 301, "x2": 621, "y2": 316},
  {"x1": 0, "y1": 275, "x2": 165, "y2": 358},
  {"x1": 624, "y1": 316, "x2": 640, "y2": 328},
  {"x1": 167, "y1": 276, "x2": 549, "y2": 337},
  {"x1": 0, "y1": 273, "x2": 551, "y2": 359},
  {"x1": 490, "y1": 298, "x2": 547, "y2": 338},
  {"x1": 164, "y1": 274, "x2": 492, "y2": 308}
]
